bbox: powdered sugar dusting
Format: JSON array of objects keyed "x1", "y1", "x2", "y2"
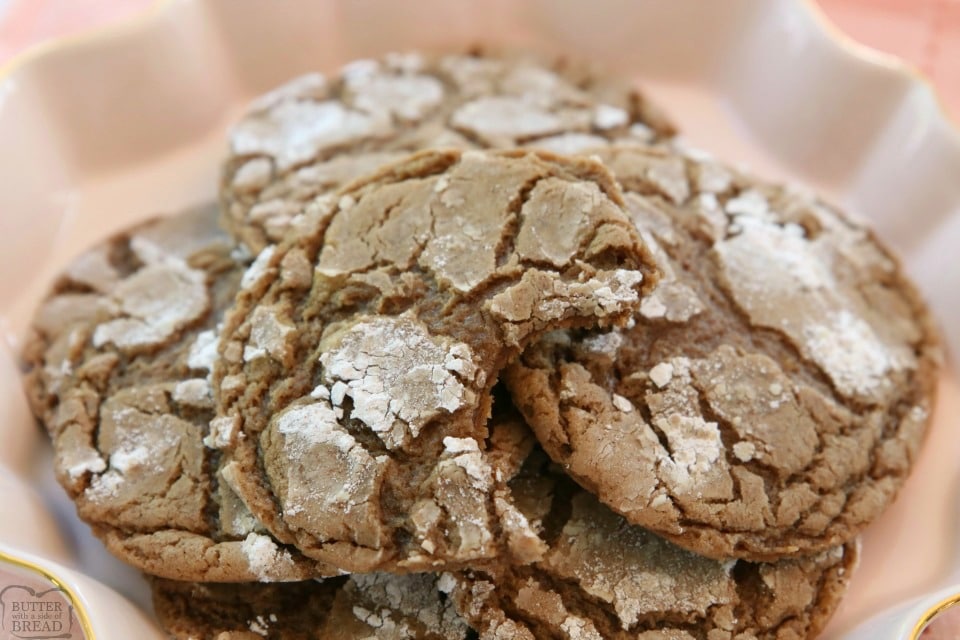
[
  {"x1": 231, "y1": 157, "x2": 273, "y2": 191},
  {"x1": 733, "y1": 441, "x2": 757, "y2": 462},
  {"x1": 85, "y1": 404, "x2": 182, "y2": 501},
  {"x1": 715, "y1": 216, "x2": 910, "y2": 400},
  {"x1": 346, "y1": 574, "x2": 469, "y2": 638},
  {"x1": 488, "y1": 268, "x2": 644, "y2": 328},
  {"x1": 276, "y1": 402, "x2": 352, "y2": 450},
  {"x1": 240, "y1": 533, "x2": 296, "y2": 581},
  {"x1": 270, "y1": 402, "x2": 388, "y2": 549},
  {"x1": 63, "y1": 446, "x2": 106, "y2": 479},
  {"x1": 581, "y1": 330, "x2": 624, "y2": 357},
  {"x1": 716, "y1": 218, "x2": 833, "y2": 293},
  {"x1": 243, "y1": 305, "x2": 295, "y2": 362},
  {"x1": 92, "y1": 262, "x2": 208, "y2": 351},
  {"x1": 638, "y1": 231, "x2": 704, "y2": 322},
  {"x1": 528, "y1": 133, "x2": 609, "y2": 155},
  {"x1": 318, "y1": 314, "x2": 477, "y2": 450},
  {"x1": 804, "y1": 310, "x2": 898, "y2": 398},
  {"x1": 442, "y1": 437, "x2": 493, "y2": 490},
  {"x1": 451, "y1": 96, "x2": 562, "y2": 140},
  {"x1": 592, "y1": 104, "x2": 628, "y2": 130},
  {"x1": 231, "y1": 100, "x2": 390, "y2": 171},
  {"x1": 649, "y1": 362, "x2": 674, "y2": 388},
  {"x1": 656, "y1": 414, "x2": 725, "y2": 495},
  {"x1": 187, "y1": 329, "x2": 218, "y2": 372},
  {"x1": 203, "y1": 415, "x2": 241, "y2": 450},
  {"x1": 560, "y1": 615, "x2": 603, "y2": 640},
  {"x1": 172, "y1": 378, "x2": 212, "y2": 408},
  {"x1": 724, "y1": 190, "x2": 770, "y2": 220},
  {"x1": 612, "y1": 394, "x2": 634, "y2": 413},
  {"x1": 241, "y1": 245, "x2": 276, "y2": 289},
  {"x1": 244, "y1": 72, "x2": 328, "y2": 114},
  {"x1": 346, "y1": 71, "x2": 445, "y2": 121},
  {"x1": 248, "y1": 615, "x2": 269, "y2": 636},
  {"x1": 646, "y1": 358, "x2": 733, "y2": 500},
  {"x1": 85, "y1": 472, "x2": 124, "y2": 503}
]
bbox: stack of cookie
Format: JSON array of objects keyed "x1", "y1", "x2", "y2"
[{"x1": 23, "y1": 51, "x2": 941, "y2": 639}]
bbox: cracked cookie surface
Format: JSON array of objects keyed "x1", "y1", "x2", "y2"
[
  {"x1": 151, "y1": 573, "x2": 469, "y2": 640},
  {"x1": 222, "y1": 49, "x2": 675, "y2": 254},
  {"x1": 449, "y1": 446, "x2": 857, "y2": 640},
  {"x1": 214, "y1": 148, "x2": 657, "y2": 573},
  {"x1": 22, "y1": 205, "x2": 333, "y2": 581},
  {"x1": 150, "y1": 410, "x2": 534, "y2": 640},
  {"x1": 504, "y1": 145, "x2": 941, "y2": 561}
]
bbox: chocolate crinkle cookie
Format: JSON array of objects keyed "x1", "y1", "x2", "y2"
[
  {"x1": 504, "y1": 144, "x2": 942, "y2": 561},
  {"x1": 212, "y1": 148, "x2": 658, "y2": 574},
  {"x1": 221, "y1": 49, "x2": 675, "y2": 254},
  {"x1": 149, "y1": 410, "x2": 535, "y2": 640},
  {"x1": 448, "y1": 447, "x2": 857, "y2": 640},
  {"x1": 22, "y1": 205, "x2": 333, "y2": 582}
]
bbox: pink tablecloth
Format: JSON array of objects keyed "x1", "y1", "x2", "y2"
[{"x1": 0, "y1": 0, "x2": 957, "y2": 120}]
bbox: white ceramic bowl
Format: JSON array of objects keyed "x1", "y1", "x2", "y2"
[{"x1": 0, "y1": 1, "x2": 957, "y2": 638}]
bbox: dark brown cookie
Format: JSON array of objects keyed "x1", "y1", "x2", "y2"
[
  {"x1": 449, "y1": 448, "x2": 858, "y2": 640},
  {"x1": 213, "y1": 148, "x2": 658, "y2": 574},
  {"x1": 504, "y1": 145, "x2": 942, "y2": 561},
  {"x1": 22, "y1": 205, "x2": 333, "y2": 581},
  {"x1": 151, "y1": 573, "x2": 469, "y2": 639},
  {"x1": 222, "y1": 49, "x2": 675, "y2": 253}
]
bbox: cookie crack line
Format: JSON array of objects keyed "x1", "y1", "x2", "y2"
[{"x1": 494, "y1": 173, "x2": 548, "y2": 270}]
